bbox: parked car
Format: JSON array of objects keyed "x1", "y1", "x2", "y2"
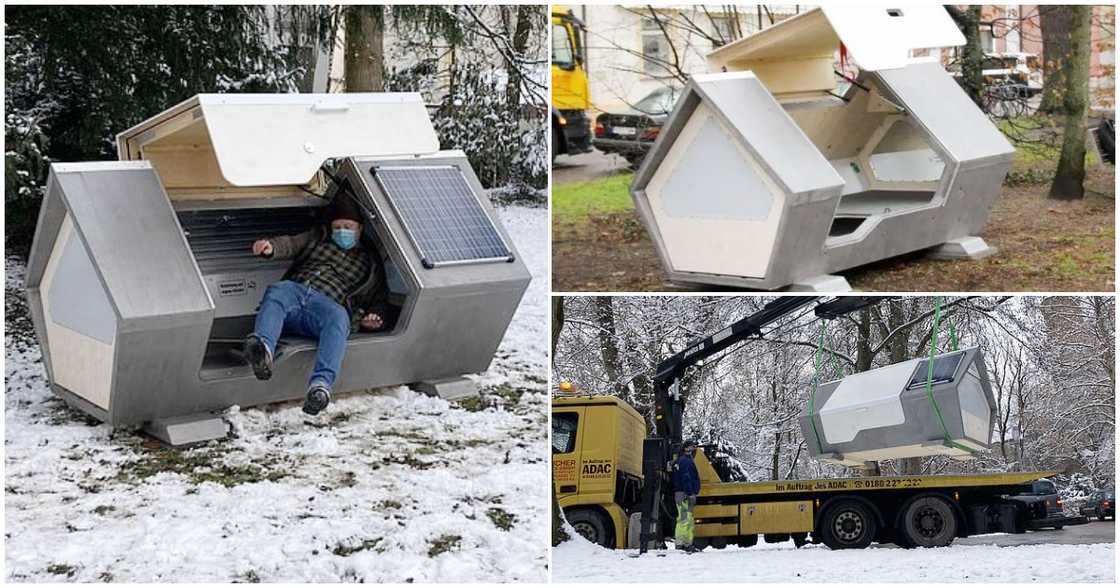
[
  {"x1": 981, "y1": 52, "x2": 1043, "y2": 96},
  {"x1": 1080, "y1": 489, "x2": 1115, "y2": 521},
  {"x1": 592, "y1": 86, "x2": 680, "y2": 167},
  {"x1": 1009, "y1": 479, "x2": 1074, "y2": 530},
  {"x1": 1096, "y1": 114, "x2": 1115, "y2": 165}
]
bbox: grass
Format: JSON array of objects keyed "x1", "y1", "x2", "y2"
[
  {"x1": 485, "y1": 507, "x2": 517, "y2": 531},
  {"x1": 114, "y1": 442, "x2": 289, "y2": 488},
  {"x1": 551, "y1": 131, "x2": 1114, "y2": 292},
  {"x1": 427, "y1": 534, "x2": 462, "y2": 557},
  {"x1": 455, "y1": 383, "x2": 531, "y2": 413},
  {"x1": 332, "y1": 538, "x2": 384, "y2": 557},
  {"x1": 551, "y1": 172, "x2": 634, "y2": 225},
  {"x1": 999, "y1": 114, "x2": 1101, "y2": 167},
  {"x1": 46, "y1": 564, "x2": 76, "y2": 578}
]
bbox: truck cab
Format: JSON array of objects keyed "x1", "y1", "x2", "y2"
[
  {"x1": 551, "y1": 6, "x2": 593, "y2": 161},
  {"x1": 552, "y1": 395, "x2": 645, "y2": 547}
]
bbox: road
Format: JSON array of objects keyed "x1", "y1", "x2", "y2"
[
  {"x1": 950, "y1": 520, "x2": 1114, "y2": 547},
  {"x1": 858, "y1": 519, "x2": 1113, "y2": 549},
  {"x1": 553, "y1": 149, "x2": 630, "y2": 184}
]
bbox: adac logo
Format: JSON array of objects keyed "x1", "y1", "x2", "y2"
[{"x1": 581, "y1": 459, "x2": 613, "y2": 478}]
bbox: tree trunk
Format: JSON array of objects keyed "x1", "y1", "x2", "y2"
[
  {"x1": 506, "y1": 5, "x2": 534, "y2": 114},
  {"x1": 855, "y1": 309, "x2": 873, "y2": 372},
  {"x1": 1048, "y1": 5, "x2": 1092, "y2": 201},
  {"x1": 551, "y1": 295, "x2": 567, "y2": 546},
  {"x1": 344, "y1": 6, "x2": 384, "y2": 92},
  {"x1": 1038, "y1": 6, "x2": 1074, "y2": 114},
  {"x1": 770, "y1": 380, "x2": 781, "y2": 480},
  {"x1": 551, "y1": 297, "x2": 564, "y2": 362},
  {"x1": 947, "y1": 6, "x2": 985, "y2": 108},
  {"x1": 593, "y1": 297, "x2": 627, "y2": 398}
]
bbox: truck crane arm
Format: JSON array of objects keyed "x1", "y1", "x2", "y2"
[
  {"x1": 651, "y1": 296, "x2": 886, "y2": 445},
  {"x1": 639, "y1": 295, "x2": 887, "y2": 552}
]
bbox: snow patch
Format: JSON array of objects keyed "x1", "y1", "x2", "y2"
[{"x1": 553, "y1": 535, "x2": 1116, "y2": 583}]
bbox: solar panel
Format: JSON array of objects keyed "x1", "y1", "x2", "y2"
[{"x1": 371, "y1": 165, "x2": 514, "y2": 268}]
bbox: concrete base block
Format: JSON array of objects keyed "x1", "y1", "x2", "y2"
[
  {"x1": 788, "y1": 275, "x2": 852, "y2": 292},
  {"x1": 927, "y1": 236, "x2": 996, "y2": 260},
  {"x1": 144, "y1": 413, "x2": 229, "y2": 446},
  {"x1": 413, "y1": 376, "x2": 478, "y2": 401}
]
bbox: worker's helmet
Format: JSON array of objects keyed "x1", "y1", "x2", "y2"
[{"x1": 683, "y1": 439, "x2": 699, "y2": 451}]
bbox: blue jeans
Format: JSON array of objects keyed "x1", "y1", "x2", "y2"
[{"x1": 252, "y1": 280, "x2": 351, "y2": 390}]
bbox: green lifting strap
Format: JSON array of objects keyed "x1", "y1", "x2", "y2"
[
  {"x1": 807, "y1": 322, "x2": 827, "y2": 454},
  {"x1": 926, "y1": 297, "x2": 973, "y2": 454}
]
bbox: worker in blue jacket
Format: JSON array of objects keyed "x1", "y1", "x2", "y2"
[{"x1": 672, "y1": 440, "x2": 701, "y2": 552}]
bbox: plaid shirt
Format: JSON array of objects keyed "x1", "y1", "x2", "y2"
[{"x1": 288, "y1": 239, "x2": 372, "y2": 309}]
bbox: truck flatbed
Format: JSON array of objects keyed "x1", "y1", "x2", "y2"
[{"x1": 702, "y1": 471, "x2": 1058, "y2": 498}]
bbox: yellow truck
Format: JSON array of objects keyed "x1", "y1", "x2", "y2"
[
  {"x1": 551, "y1": 6, "x2": 592, "y2": 161},
  {"x1": 554, "y1": 393, "x2": 1064, "y2": 551},
  {"x1": 553, "y1": 298, "x2": 1076, "y2": 551}
]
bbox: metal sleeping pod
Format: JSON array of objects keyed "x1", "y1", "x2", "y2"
[
  {"x1": 799, "y1": 346, "x2": 997, "y2": 466},
  {"x1": 25, "y1": 93, "x2": 530, "y2": 444},
  {"x1": 631, "y1": 6, "x2": 1015, "y2": 291}
]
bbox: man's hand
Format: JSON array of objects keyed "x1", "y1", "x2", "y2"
[
  {"x1": 252, "y1": 239, "x2": 273, "y2": 257},
  {"x1": 359, "y1": 313, "x2": 384, "y2": 331}
]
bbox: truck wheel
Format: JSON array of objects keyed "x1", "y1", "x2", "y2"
[
  {"x1": 819, "y1": 499, "x2": 878, "y2": 550},
  {"x1": 551, "y1": 127, "x2": 561, "y2": 163},
  {"x1": 900, "y1": 495, "x2": 957, "y2": 548},
  {"x1": 710, "y1": 536, "x2": 728, "y2": 550},
  {"x1": 566, "y1": 509, "x2": 613, "y2": 548}
]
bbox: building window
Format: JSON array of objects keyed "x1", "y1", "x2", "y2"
[
  {"x1": 980, "y1": 25, "x2": 995, "y2": 52},
  {"x1": 641, "y1": 15, "x2": 672, "y2": 77}
]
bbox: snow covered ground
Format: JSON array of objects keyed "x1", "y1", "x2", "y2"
[
  {"x1": 5, "y1": 205, "x2": 549, "y2": 582},
  {"x1": 553, "y1": 531, "x2": 1116, "y2": 583}
]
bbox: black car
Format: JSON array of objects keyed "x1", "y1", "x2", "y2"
[
  {"x1": 592, "y1": 86, "x2": 680, "y2": 167},
  {"x1": 1080, "y1": 489, "x2": 1114, "y2": 521},
  {"x1": 1097, "y1": 115, "x2": 1114, "y2": 165},
  {"x1": 1008, "y1": 479, "x2": 1079, "y2": 530}
]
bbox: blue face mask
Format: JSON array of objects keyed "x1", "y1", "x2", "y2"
[{"x1": 332, "y1": 228, "x2": 358, "y2": 250}]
